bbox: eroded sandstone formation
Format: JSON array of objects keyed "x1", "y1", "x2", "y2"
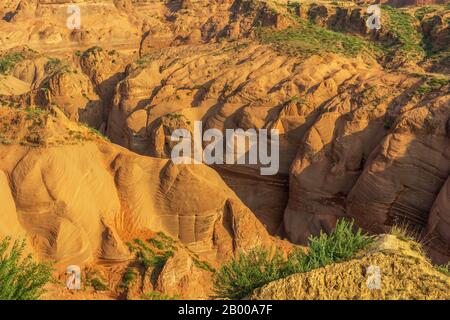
[{"x1": 0, "y1": 0, "x2": 449, "y2": 298}]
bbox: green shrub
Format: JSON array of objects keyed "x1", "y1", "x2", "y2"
[
  {"x1": 155, "y1": 232, "x2": 175, "y2": 247},
  {"x1": 193, "y1": 258, "x2": 216, "y2": 273},
  {"x1": 389, "y1": 224, "x2": 417, "y2": 242},
  {"x1": 416, "y1": 77, "x2": 450, "y2": 95},
  {"x1": 0, "y1": 134, "x2": 12, "y2": 145},
  {"x1": 0, "y1": 53, "x2": 25, "y2": 75},
  {"x1": 132, "y1": 238, "x2": 173, "y2": 270},
  {"x1": 90, "y1": 278, "x2": 108, "y2": 291},
  {"x1": 147, "y1": 233, "x2": 176, "y2": 251},
  {"x1": 301, "y1": 219, "x2": 373, "y2": 269},
  {"x1": 213, "y1": 219, "x2": 373, "y2": 299},
  {"x1": 435, "y1": 263, "x2": 450, "y2": 277},
  {"x1": 119, "y1": 267, "x2": 137, "y2": 289},
  {"x1": 25, "y1": 107, "x2": 49, "y2": 119},
  {"x1": 0, "y1": 237, "x2": 53, "y2": 300},
  {"x1": 149, "y1": 250, "x2": 173, "y2": 269},
  {"x1": 281, "y1": 219, "x2": 373, "y2": 276},
  {"x1": 141, "y1": 291, "x2": 178, "y2": 300},
  {"x1": 414, "y1": 6, "x2": 436, "y2": 21},
  {"x1": 148, "y1": 238, "x2": 165, "y2": 250},
  {"x1": 213, "y1": 247, "x2": 286, "y2": 300},
  {"x1": 45, "y1": 58, "x2": 62, "y2": 73},
  {"x1": 81, "y1": 124, "x2": 110, "y2": 141},
  {"x1": 82, "y1": 46, "x2": 103, "y2": 58},
  {"x1": 164, "y1": 113, "x2": 184, "y2": 121},
  {"x1": 135, "y1": 54, "x2": 156, "y2": 68}
]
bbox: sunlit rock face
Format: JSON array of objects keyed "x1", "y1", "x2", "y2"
[{"x1": 0, "y1": 0, "x2": 449, "y2": 299}]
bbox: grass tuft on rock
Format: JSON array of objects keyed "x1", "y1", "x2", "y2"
[
  {"x1": 435, "y1": 263, "x2": 450, "y2": 277},
  {"x1": 0, "y1": 53, "x2": 25, "y2": 75}
]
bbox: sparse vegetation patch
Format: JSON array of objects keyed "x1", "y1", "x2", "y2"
[
  {"x1": 213, "y1": 219, "x2": 373, "y2": 299},
  {"x1": 435, "y1": 263, "x2": 450, "y2": 277},
  {"x1": 257, "y1": 19, "x2": 381, "y2": 58},
  {"x1": 381, "y1": 5, "x2": 426, "y2": 61},
  {"x1": 416, "y1": 76, "x2": 450, "y2": 95},
  {"x1": 141, "y1": 291, "x2": 178, "y2": 300},
  {"x1": 0, "y1": 53, "x2": 25, "y2": 75}
]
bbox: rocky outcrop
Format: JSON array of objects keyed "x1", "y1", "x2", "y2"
[
  {"x1": 0, "y1": 0, "x2": 292, "y2": 56},
  {"x1": 0, "y1": 105, "x2": 277, "y2": 268},
  {"x1": 420, "y1": 10, "x2": 450, "y2": 73},
  {"x1": 139, "y1": 0, "x2": 292, "y2": 54},
  {"x1": 103, "y1": 38, "x2": 450, "y2": 261},
  {"x1": 427, "y1": 177, "x2": 450, "y2": 264},
  {"x1": 1, "y1": 0, "x2": 142, "y2": 51},
  {"x1": 155, "y1": 250, "x2": 213, "y2": 299},
  {"x1": 250, "y1": 235, "x2": 450, "y2": 300},
  {"x1": 79, "y1": 47, "x2": 125, "y2": 106},
  {"x1": 421, "y1": 13, "x2": 450, "y2": 53},
  {"x1": 37, "y1": 67, "x2": 104, "y2": 126},
  {"x1": 388, "y1": 0, "x2": 448, "y2": 7},
  {"x1": 348, "y1": 93, "x2": 450, "y2": 232},
  {"x1": 283, "y1": 70, "x2": 413, "y2": 243},
  {"x1": 285, "y1": 77, "x2": 450, "y2": 260},
  {"x1": 0, "y1": 0, "x2": 449, "y2": 300}
]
